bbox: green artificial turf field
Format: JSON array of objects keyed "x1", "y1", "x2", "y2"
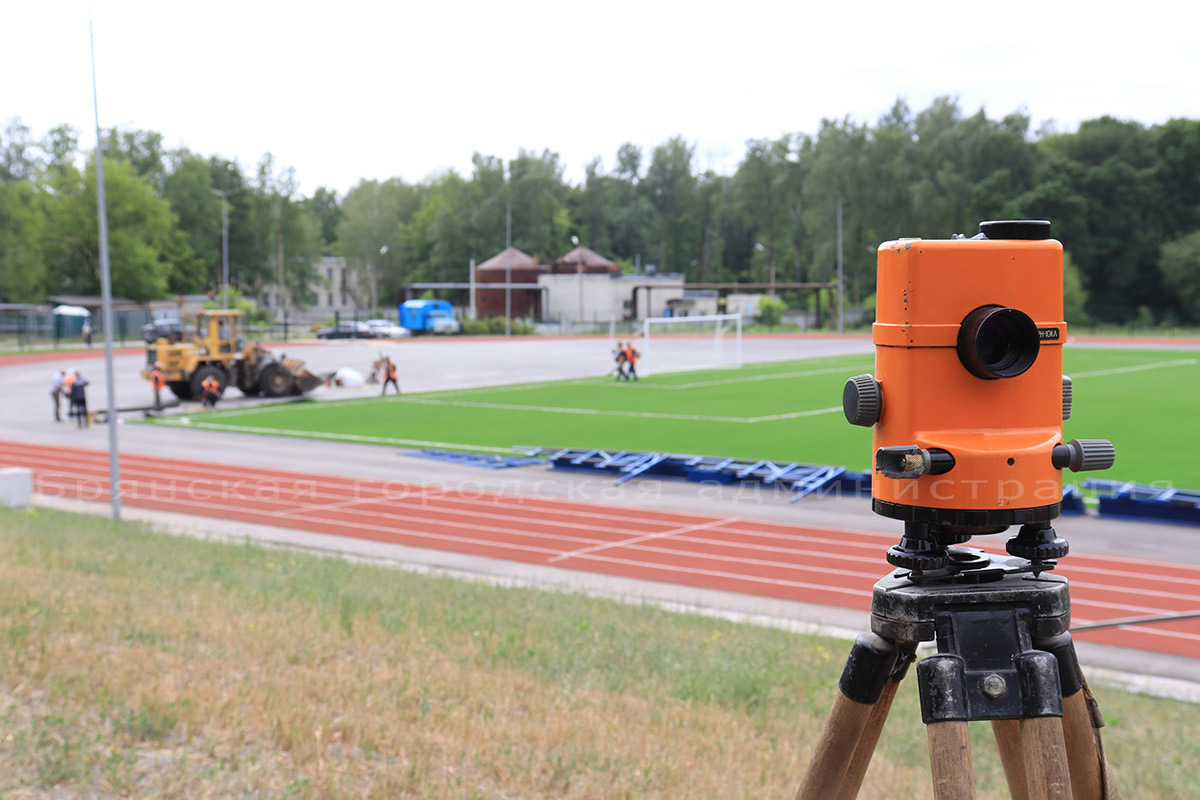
[{"x1": 148, "y1": 347, "x2": 1200, "y2": 489}]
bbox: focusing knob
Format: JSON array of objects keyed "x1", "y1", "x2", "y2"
[
  {"x1": 1051, "y1": 439, "x2": 1116, "y2": 472},
  {"x1": 1062, "y1": 376, "x2": 1073, "y2": 420},
  {"x1": 843, "y1": 374, "x2": 882, "y2": 427}
]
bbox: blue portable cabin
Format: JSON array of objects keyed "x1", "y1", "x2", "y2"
[{"x1": 399, "y1": 299, "x2": 460, "y2": 334}]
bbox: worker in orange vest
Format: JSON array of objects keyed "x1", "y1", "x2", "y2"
[
  {"x1": 150, "y1": 362, "x2": 166, "y2": 410},
  {"x1": 201, "y1": 375, "x2": 221, "y2": 409},
  {"x1": 622, "y1": 342, "x2": 640, "y2": 381},
  {"x1": 62, "y1": 370, "x2": 78, "y2": 420},
  {"x1": 381, "y1": 356, "x2": 400, "y2": 396}
]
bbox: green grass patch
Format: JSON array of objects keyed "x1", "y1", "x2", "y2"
[
  {"x1": 1, "y1": 505, "x2": 1196, "y2": 797},
  {"x1": 146, "y1": 347, "x2": 1200, "y2": 489}
]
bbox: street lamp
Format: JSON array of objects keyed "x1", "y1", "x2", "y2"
[
  {"x1": 572, "y1": 235, "x2": 583, "y2": 324},
  {"x1": 211, "y1": 188, "x2": 244, "y2": 309},
  {"x1": 374, "y1": 245, "x2": 388, "y2": 314}
]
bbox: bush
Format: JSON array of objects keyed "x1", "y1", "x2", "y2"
[
  {"x1": 461, "y1": 317, "x2": 534, "y2": 336},
  {"x1": 755, "y1": 295, "x2": 787, "y2": 330}
]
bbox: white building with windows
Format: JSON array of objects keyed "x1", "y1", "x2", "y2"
[{"x1": 259, "y1": 256, "x2": 366, "y2": 323}]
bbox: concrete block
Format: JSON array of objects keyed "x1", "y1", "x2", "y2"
[{"x1": 0, "y1": 467, "x2": 33, "y2": 508}]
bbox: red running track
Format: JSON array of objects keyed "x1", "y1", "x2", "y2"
[{"x1": 3, "y1": 439, "x2": 1199, "y2": 661}]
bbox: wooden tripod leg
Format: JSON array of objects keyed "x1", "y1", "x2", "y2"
[
  {"x1": 1020, "y1": 716, "x2": 1071, "y2": 800},
  {"x1": 1061, "y1": 690, "x2": 1102, "y2": 799},
  {"x1": 835, "y1": 678, "x2": 902, "y2": 800},
  {"x1": 1035, "y1": 633, "x2": 1121, "y2": 798},
  {"x1": 992, "y1": 719, "x2": 1031, "y2": 800},
  {"x1": 1012, "y1": 650, "x2": 1072, "y2": 800},
  {"x1": 928, "y1": 720, "x2": 976, "y2": 800},
  {"x1": 795, "y1": 634, "x2": 905, "y2": 800},
  {"x1": 795, "y1": 690, "x2": 878, "y2": 800}
]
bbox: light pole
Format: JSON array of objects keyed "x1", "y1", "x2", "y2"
[
  {"x1": 211, "y1": 188, "x2": 244, "y2": 309},
  {"x1": 375, "y1": 245, "x2": 388, "y2": 315},
  {"x1": 572, "y1": 234, "x2": 583, "y2": 325}
]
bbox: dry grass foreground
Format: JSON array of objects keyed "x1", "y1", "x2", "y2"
[{"x1": 0, "y1": 506, "x2": 1195, "y2": 798}]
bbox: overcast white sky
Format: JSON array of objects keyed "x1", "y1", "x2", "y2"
[{"x1": 5, "y1": 1, "x2": 1198, "y2": 197}]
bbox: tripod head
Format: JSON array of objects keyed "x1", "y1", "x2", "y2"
[{"x1": 843, "y1": 220, "x2": 1115, "y2": 581}]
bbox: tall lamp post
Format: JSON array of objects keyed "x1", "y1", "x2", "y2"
[
  {"x1": 375, "y1": 245, "x2": 388, "y2": 315},
  {"x1": 572, "y1": 235, "x2": 583, "y2": 324},
  {"x1": 211, "y1": 188, "x2": 244, "y2": 309}
]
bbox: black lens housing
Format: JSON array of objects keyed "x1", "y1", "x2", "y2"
[{"x1": 957, "y1": 306, "x2": 1040, "y2": 380}]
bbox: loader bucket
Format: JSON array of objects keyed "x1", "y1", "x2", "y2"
[{"x1": 284, "y1": 357, "x2": 324, "y2": 395}]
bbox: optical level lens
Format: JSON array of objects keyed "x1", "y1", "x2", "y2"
[{"x1": 957, "y1": 306, "x2": 1040, "y2": 379}]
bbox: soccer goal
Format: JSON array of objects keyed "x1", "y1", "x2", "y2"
[{"x1": 638, "y1": 313, "x2": 743, "y2": 377}]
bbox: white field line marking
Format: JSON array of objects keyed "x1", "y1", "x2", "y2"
[
  {"x1": 650, "y1": 364, "x2": 872, "y2": 390},
  {"x1": 147, "y1": 420, "x2": 519, "y2": 453},
  {"x1": 1070, "y1": 358, "x2": 1197, "y2": 379},
  {"x1": 402, "y1": 396, "x2": 841, "y2": 424},
  {"x1": 549, "y1": 516, "x2": 740, "y2": 563},
  {"x1": 425, "y1": 361, "x2": 874, "y2": 398}
]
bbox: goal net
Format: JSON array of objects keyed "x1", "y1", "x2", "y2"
[{"x1": 637, "y1": 314, "x2": 743, "y2": 377}]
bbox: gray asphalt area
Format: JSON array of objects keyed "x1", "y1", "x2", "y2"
[{"x1": 4, "y1": 334, "x2": 1199, "y2": 694}]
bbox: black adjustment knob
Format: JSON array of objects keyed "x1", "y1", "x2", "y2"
[
  {"x1": 843, "y1": 374, "x2": 882, "y2": 427},
  {"x1": 978, "y1": 220, "x2": 1052, "y2": 240},
  {"x1": 1062, "y1": 376, "x2": 1073, "y2": 421},
  {"x1": 1006, "y1": 524, "x2": 1070, "y2": 562},
  {"x1": 1051, "y1": 439, "x2": 1116, "y2": 472}
]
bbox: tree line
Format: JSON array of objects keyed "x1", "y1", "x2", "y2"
[{"x1": 2, "y1": 97, "x2": 1198, "y2": 324}]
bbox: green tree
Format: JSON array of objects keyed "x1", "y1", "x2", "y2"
[
  {"x1": 249, "y1": 154, "x2": 323, "y2": 311},
  {"x1": 0, "y1": 179, "x2": 46, "y2": 301},
  {"x1": 1062, "y1": 252, "x2": 1089, "y2": 324},
  {"x1": 1159, "y1": 230, "x2": 1200, "y2": 322},
  {"x1": 102, "y1": 127, "x2": 168, "y2": 190},
  {"x1": 644, "y1": 136, "x2": 700, "y2": 275},
  {"x1": 305, "y1": 186, "x2": 343, "y2": 253},
  {"x1": 1, "y1": 117, "x2": 38, "y2": 182},
  {"x1": 339, "y1": 178, "x2": 419, "y2": 308},
  {"x1": 508, "y1": 148, "x2": 571, "y2": 260},
  {"x1": 40, "y1": 156, "x2": 182, "y2": 301},
  {"x1": 160, "y1": 151, "x2": 215, "y2": 294}
]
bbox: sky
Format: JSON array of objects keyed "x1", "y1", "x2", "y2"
[{"x1": 5, "y1": 0, "x2": 1199, "y2": 197}]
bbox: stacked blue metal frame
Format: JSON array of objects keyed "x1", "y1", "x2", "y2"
[
  {"x1": 540, "y1": 447, "x2": 871, "y2": 500},
  {"x1": 421, "y1": 447, "x2": 1196, "y2": 526},
  {"x1": 408, "y1": 449, "x2": 546, "y2": 469},
  {"x1": 1083, "y1": 479, "x2": 1200, "y2": 525}
]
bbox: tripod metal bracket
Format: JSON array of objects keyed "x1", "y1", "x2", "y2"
[{"x1": 871, "y1": 557, "x2": 1070, "y2": 721}]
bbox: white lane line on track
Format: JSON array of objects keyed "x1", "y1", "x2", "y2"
[
  {"x1": 143, "y1": 421, "x2": 520, "y2": 452},
  {"x1": 548, "y1": 516, "x2": 740, "y2": 563},
  {"x1": 28, "y1": 471, "x2": 1200, "y2": 621}
]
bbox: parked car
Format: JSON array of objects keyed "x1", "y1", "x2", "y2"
[
  {"x1": 141, "y1": 318, "x2": 184, "y2": 343},
  {"x1": 365, "y1": 319, "x2": 411, "y2": 338},
  {"x1": 315, "y1": 321, "x2": 372, "y2": 340}
]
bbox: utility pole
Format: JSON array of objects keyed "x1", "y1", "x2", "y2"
[
  {"x1": 836, "y1": 195, "x2": 844, "y2": 334},
  {"x1": 210, "y1": 188, "x2": 244, "y2": 309},
  {"x1": 90, "y1": 18, "x2": 120, "y2": 520},
  {"x1": 505, "y1": 198, "x2": 512, "y2": 337}
]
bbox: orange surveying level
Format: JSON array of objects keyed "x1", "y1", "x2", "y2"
[
  {"x1": 796, "y1": 222, "x2": 1122, "y2": 799},
  {"x1": 843, "y1": 219, "x2": 1114, "y2": 575}
]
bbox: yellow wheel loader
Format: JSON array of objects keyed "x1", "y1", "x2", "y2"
[{"x1": 141, "y1": 309, "x2": 323, "y2": 400}]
